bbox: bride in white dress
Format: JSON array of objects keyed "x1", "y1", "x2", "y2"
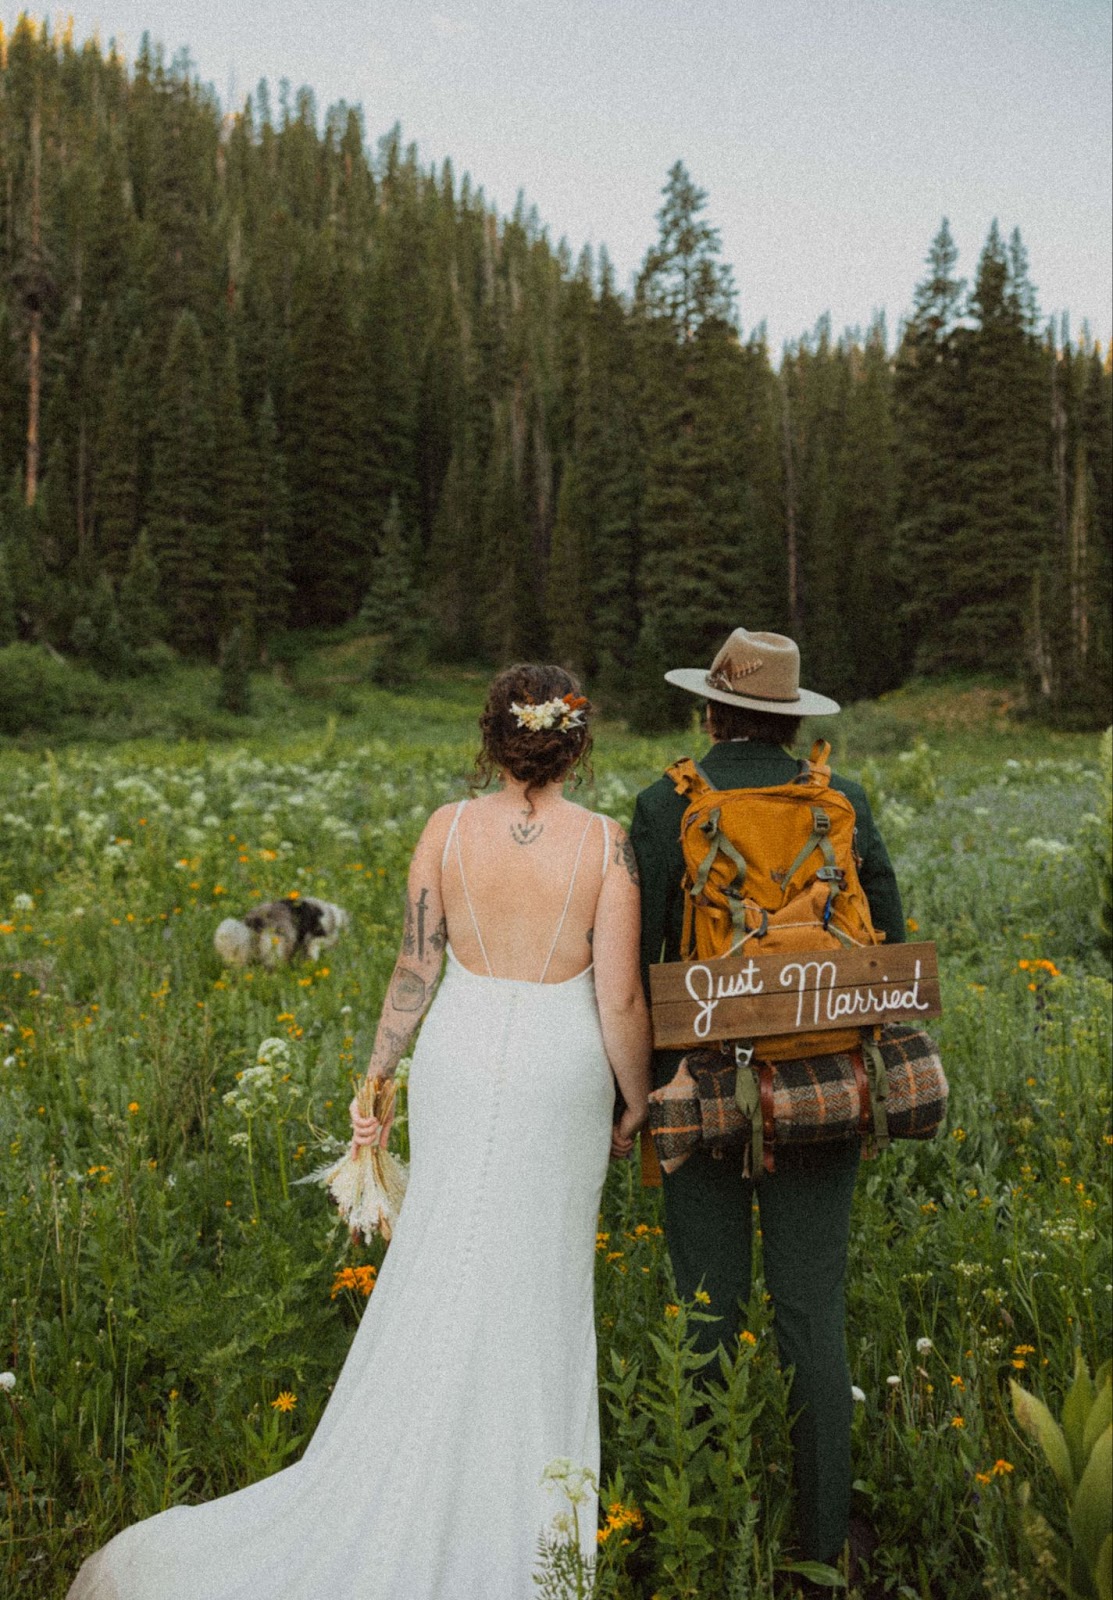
[{"x1": 67, "y1": 664, "x2": 651, "y2": 1600}]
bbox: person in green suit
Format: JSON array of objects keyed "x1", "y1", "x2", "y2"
[{"x1": 629, "y1": 627, "x2": 905, "y2": 1579}]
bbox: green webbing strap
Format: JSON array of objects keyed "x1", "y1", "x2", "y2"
[
  {"x1": 780, "y1": 808, "x2": 841, "y2": 900},
  {"x1": 715, "y1": 829, "x2": 750, "y2": 884},
  {"x1": 691, "y1": 810, "x2": 751, "y2": 901},
  {"x1": 734, "y1": 1051, "x2": 763, "y2": 1176},
  {"x1": 692, "y1": 808, "x2": 723, "y2": 899},
  {"x1": 862, "y1": 1035, "x2": 891, "y2": 1152}
]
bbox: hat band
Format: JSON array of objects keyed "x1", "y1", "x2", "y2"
[{"x1": 707, "y1": 669, "x2": 800, "y2": 704}]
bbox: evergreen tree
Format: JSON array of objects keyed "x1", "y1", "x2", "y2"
[
  {"x1": 893, "y1": 219, "x2": 968, "y2": 671},
  {"x1": 840, "y1": 319, "x2": 902, "y2": 698},
  {"x1": 547, "y1": 456, "x2": 591, "y2": 675},
  {"x1": 284, "y1": 251, "x2": 365, "y2": 624},
  {"x1": 958, "y1": 222, "x2": 1051, "y2": 674},
  {"x1": 359, "y1": 493, "x2": 426, "y2": 685},
  {"x1": 118, "y1": 526, "x2": 164, "y2": 651},
  {"x1": 0, "y1": 545, "x2": 17, "y2": 645},
  {"x1": 148, "y1": 309, "x2": 220, "y2": 655},
  {"x1": 634, "y1": 166, "x2": 748, "y2": 726},
  {"x1": 254, "y1": 391, "x2": 293, "y2": 646},
  {"x1": 71, "y1": 570, "x2": 131, "y2": 676},
  {"x1": 210, "y1": 335, "x2": 260, "y2": 636},
  {"x1": 424, "y1": 445, "x2": 483, "y2": 661},
  {"x1": 92, "y1": 351, "x2": 142, "y2": 575},
  {"x1": 217, "y1": 622, "x2": 254, "y2": 714}
]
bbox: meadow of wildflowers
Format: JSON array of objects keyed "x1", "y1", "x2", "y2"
[{"x1": 0, "y1": 677, "x2": 1109, "y2": 1598}]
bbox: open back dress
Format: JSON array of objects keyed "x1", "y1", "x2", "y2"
[{"x1": 67, "y1": 804, "x2": 615, "y2": 1599}]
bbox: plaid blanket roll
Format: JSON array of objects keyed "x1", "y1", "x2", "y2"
[{"x1": 647, "y1": 1025, "x2": 947, "y2": 1174}]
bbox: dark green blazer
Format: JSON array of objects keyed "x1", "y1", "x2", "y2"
[{"x1": 629, "y1": 739, "x2": 906, "y2": 1082}]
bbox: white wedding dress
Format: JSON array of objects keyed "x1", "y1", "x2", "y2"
[{"x1": 68, "y1": 806, "x2": 615, "y2": 1599}]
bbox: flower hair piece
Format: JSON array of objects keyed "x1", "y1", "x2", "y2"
[{"x1": 509, "y1": 693, "x2": 588, "y2": 734}]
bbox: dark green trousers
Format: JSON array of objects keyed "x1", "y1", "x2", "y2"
[{"x1": 661, "y1": 1136, "x2": 861, "y2": 1564}]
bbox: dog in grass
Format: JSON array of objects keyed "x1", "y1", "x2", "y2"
[{"x1": 214, "y1": 897, "x2": 350, "y2": 969}]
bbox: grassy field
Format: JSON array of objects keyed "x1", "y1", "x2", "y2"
[{"x1": 0, "y1": 663, "x2": 1109, "y2": 1597}]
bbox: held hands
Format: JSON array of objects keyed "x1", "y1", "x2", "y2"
[
  {"x1": 610, "y1": 1101, "x2": 647, "y2": 1161},
  {"x1": 349, "y1": 1090, "x2": 395, "y2": 1152}
]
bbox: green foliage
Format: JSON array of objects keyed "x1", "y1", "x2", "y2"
[
  {"x1": 359, "y1": 495, "x2": 426, "y2": 688},
  {"x1": 0, "y1": 544, "x2": 17, "y2": 646},
  {"x1": 0, "y1": 642, "x2": 112, "y2": 735},
  {"x1": 148, "y1": 310, "x2": 220, "y2": 657},
  {"x1": 217, "y1": 624, "x2": 254, "y2": 715},
  {"x1": 71, "y1": 572, "x2": 132, "y2": 679},
  {"x1": 0, "y1": 681, "x2": 1109, "y2": 1597},
  {"x1": 1012, "y1": 1352, "x2": 1113, "y2": 1599},
  {"x1": 118, "y1": 528, "x2": 165, "y2": 654},
  {"x1": 1094, "y1": 728, "x2": 1113, "y2": 961},
  {"x1": 0, "y1": 30, "x2": 1109, "y2": 720}
]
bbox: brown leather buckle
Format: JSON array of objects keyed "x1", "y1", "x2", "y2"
[
  {"x1": 758, "y1": 1062, "x2": 777, "y2": 1174},
  {"x1": 850, "y1": 1046, "x2": 873, "y2": 1138}
]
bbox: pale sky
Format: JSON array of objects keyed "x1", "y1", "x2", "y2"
[{"x1": 28, "y1": 0, "x2": 1113, "y2": 350}]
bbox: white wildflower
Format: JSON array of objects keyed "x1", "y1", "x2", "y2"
[
  {"x1": 3, "y1": 1056, "x2": 16, "y2": 1069},
  {"x1": 916, "y1": 1337, "x2": 933, "y2": 1354},
  {"x1": 12, "y1": 893, "x2": 34, "y2": 912},
  {"x1": 0, "y1": 1372, "x2": 15, "y2": 1391},
  {"x1": 851, "y1": 1385, "x2": 866, "y2": 1403},
  {"x1": 540, "y1": 1458, "x2": 597, "y2": 1506},
  {"x1": 886, "y1": 1375, "x2": 901, "y2": 1388},
  {"x1": 256, "y1": 1037, "x2": 291, "y2": 1066}
]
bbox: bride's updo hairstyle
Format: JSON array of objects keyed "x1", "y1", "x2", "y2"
[{"x1": 474, "y1": 663, "x2": 594, "y2": 804}]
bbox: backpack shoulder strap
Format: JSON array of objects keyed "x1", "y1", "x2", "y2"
[
  {"x1": 807, "y1": 738, "x2": 832, "y2": 781},
  {"x1": 666, "y1": 758, "x2": 715, "y2": 799},
  {"x1": 792, "y1": 738, "x2": 833, "y2": 786}
]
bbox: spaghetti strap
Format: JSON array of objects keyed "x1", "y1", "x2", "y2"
[
  {"x1": 442, "y1": 798, "x2": 467, "y2": 872},
  {"x1": 599, "y1": 814, "x2": 610, "y2": 878},
  {"x1": 538, "y1": 814, "x2": 595, "y2": 984},
  {"x1": 449, "y1": 802, "x2": 495, "y2": 978}
]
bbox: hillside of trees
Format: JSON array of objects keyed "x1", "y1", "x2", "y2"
[{"x1": 0, "y1": 17, "x2": 1109, "y2": 727}]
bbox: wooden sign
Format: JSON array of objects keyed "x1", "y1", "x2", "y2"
[{"x1": 650, "y1": 941, "x2": 941, "y2": 1049}]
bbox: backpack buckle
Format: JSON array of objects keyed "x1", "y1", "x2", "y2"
[{"x1": 811, "y1": 808, "x2": 831, "y2": 834}]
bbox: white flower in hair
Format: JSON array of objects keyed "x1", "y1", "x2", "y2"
[{"x1": 509, "y1": 694, "x2": 588, "y2": 733}]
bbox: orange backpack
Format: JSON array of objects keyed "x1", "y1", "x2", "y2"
[{"x1": 667, "y1": 739, "x2": 884, "y2": 1060}]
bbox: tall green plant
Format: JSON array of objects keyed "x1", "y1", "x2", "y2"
[
  {"x1": 1096, "y1": 728, "x2": 1112, "y2": 960},
  {"x1": 1011, "y1": 1351, "x2": 1112, "y2": 1599}
]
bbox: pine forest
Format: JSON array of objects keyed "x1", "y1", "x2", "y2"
[{"x1": 0, "y1": 17, "x2": 1110, "y2": 730}]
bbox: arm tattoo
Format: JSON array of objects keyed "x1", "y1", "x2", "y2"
[
  {"x1": 586, "y1": 927, "x2": 594, "y2": 948},
  {"x1": 401, "y1": 895, "x2": 416, "y2": 956},
  {"x1": 390, "y1": 966, "x2": 428, "y2": 1012},
  {"x1": 416, "y1": 886, "x2": 429, "y2": 958},
  {"x1": 429, "y1": 914, "x2": 448, "y2": 954},
  {"x1": 368, "y1": 1022, "x2": 411, "y2": 1077},
  {"x1": 614, "y1": 834, "x2": 640, "y2": 887}
]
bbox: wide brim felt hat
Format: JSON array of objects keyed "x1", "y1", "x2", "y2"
[{"x1": 664, "y1": 628, "x2": 841, "y2": 717}]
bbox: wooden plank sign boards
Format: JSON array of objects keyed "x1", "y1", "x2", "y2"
[{"x1": 649, "y1": 941, "x2": 942, "y2": 1050}]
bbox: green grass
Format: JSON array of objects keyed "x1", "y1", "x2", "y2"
[{"x1": 0, "y1": 660, "x2": 1109, "y2": 1597}]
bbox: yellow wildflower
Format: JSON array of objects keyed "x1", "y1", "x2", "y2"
[{"x1": 271, "y1": 1392, "x2": 297, "y2": 1413}]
